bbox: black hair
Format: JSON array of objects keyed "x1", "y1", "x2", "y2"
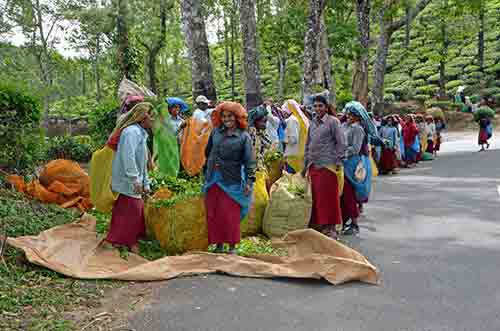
[{"x1": 313, "y1": 95, "x2": 328, "y2": 106}]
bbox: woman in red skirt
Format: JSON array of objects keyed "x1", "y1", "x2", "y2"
[
  {"x1": 104, "y1": 103, "x2": 154, "y2": 253},
  {"x1": 379, "y1": 116, "x2": 398, "y2": 174},
  {"x1": 203, "y1": 102, "x2": 256, "y2": 254}
]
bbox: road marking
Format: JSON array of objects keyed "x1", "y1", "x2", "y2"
[{"x1": 498, "y1": 185, "x2": 500, "y2": 197}]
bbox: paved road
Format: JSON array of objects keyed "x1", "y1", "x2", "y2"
[{"x1": 129, "y1": 133, "x2": 500, "y2": 331}]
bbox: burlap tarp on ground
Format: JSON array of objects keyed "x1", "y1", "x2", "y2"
[{"x1": 7, "y1": 215, "x2": 379, "y2": 285}]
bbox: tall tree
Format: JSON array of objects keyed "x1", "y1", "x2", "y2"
[
  {"x1": 240, "y1": 0, "x2": 262, "y2": 108},
  {"x1": 134, "y1": 0, "x2": 170, "y2": 94},
  {"x1": 372, "y1": 0, "x2": 432, "y2": 115},
  {"x1": 181, "y1": 0, "x2": 217, "y2": 101},
  {"x1": 5, "y1": 0, "x2": 69, "y2": 125},
  {"x1": 476, "y1": 0, "x2": 486, "y2": 71},
  {"x1": 301, "y1": 0, "x2": 327, "y2": 103},
  {"x1": 437, "y1": 0, "x2": 449, "y2": 98},
  {"x1": 116, "y1": 0, "x2": 132, "y2": 79},
  {"x1": 352, "y1": 0, "x2": 370, "y2": 108},
  {"x1": 318, "y1": 14, "x2": 335, "y2": 105}
]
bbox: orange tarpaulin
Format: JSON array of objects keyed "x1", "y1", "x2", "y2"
[
  {"x1": 7, "y1": 159, "x2": 92, "y2": 212},
  {"x1": 180, "y1": 118, "x2": 212, "y2": 176}
]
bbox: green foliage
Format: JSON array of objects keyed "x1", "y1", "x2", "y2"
[
  {"x1": 45, "y1": 135, "x2": 94, "y2": 163},
  {"x1": 427, "y1": 73, "x2": 440, "y2": 83},
  {"x1": 485, "y1": 62, "x2": 500, "y2": 73},
  {"x1": 88, "y1": 98, "x2": 120, "y2": 146},
  {"x1": 482, "y1": 87, "x2": 500, "y2": 97},
  {"x1": 464, "y1": 64, "x2": 481, "y2": 73},
  {"x1": 414, "y1": 94, "x2": 430, "y2": 103},
  {"x1": 413, "y1": 67, "x2": 436, "y2": 79},
  {"x1": 445, "y1": 80, "x2": 465, "y2": 90},
  {"x1": 0, "y1": 82, "x2": 46, "y2": 172},
  {"x1": 416, "y1": 85, "x2": 438, "y2": 94},
  {"x1": 470, "y1": 95, "x2": 481, "y2": 103},
  {"x1": 51, "y1": 95, "x2": 97, "y2": 119},
  {"x1": 424, "y1": 100, "x2": 454, "y2": 110},
  {"x1": 384, "y1": 93, "x2": 396, "y2": 103},
  {"x1": 474, "y1": 106, "x2": 496, "y2": 121}
]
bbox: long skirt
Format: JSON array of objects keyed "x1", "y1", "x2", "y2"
[
  {"x1": 478, "y1": 129, "x2": 489, "y2": 145},
  {"x1": 205, "y1": 184, "x2": 241, "y2": 245},
  {"x1": 405, "y1": 147, "x2": 418, "y2": 164},
  {"x1": 106, "y1": 194, "x2": 145, "y2": 249},
  {"x1": 379, "y1": 148, "x2": 397, "y2": 173},
  {"x1": 341, "y1": 180, "x2": 360, "y2": 224},
  {"x1": 426, "y1": 139, "x2": 434, "y2": 154},
  {"x1": 309, "y1": 165, "x2": 342, "y2": 226},
  {"x1": 435, "y1": 135, "x2": 441, "y2": 152}
]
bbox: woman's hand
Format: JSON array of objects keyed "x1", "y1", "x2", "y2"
[{"x1": 133, "y1": 183, "x2": 144, "y2": 194}]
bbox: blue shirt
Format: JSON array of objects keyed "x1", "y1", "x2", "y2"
[{"x1": 111, "y1": 124, "x2": 151, "y2": 198}]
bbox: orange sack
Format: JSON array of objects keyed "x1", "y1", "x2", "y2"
[
  {"x1": 180, "y1": 118, "x2": 212, "y2": 176},
  {"x1": 7, "y1": 159, "x2": 92, "y2": 212}
]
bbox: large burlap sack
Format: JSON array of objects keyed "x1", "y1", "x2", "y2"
[
  {"x1": 263, "y1": 173, "x2": 312, "y2": 238},
  {"x1": 145, "y1": 193, "x2": 208, "y2": 255},
  {"x1": 266, "y1": 159, "x2": 283, "y2": 191},
  {"x1": 118, "y1": 78, "x2": 155, "y2": 103},
  {"x1": 241, "y1": 171, "x2": 269, "y2": 237},
  {"x1": 180, "y1": 118, "x2": 212, "y2": 176},
  {"x1": 89, "y1": 146, "x2": 118, "y2": 213}
]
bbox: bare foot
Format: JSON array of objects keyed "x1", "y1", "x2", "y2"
[{"x1": 130, "y1": 245, "x2": 140, "y2": 254}]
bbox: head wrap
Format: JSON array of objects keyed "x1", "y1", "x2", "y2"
[
  {"x1": 211, "y1": 102, "x2": 248, "y2": 129},
  {"x1": 166, "y1": 97, "x2": 189, "y2": 113},
  {"x1": 282, "y1": 100, "x2": 310, "y2": 130},
  {"x1": 248, "y1": 105, "x2": 268, "y2": 128},
  {"x1": 343, "y1": 101, "x2": 382, "y2": 145},
  {"x1": 120, "y1": 95, "x2": 145, "y2": 114},
  {"x1": 107, "y1": 102, "x2": 154, "y2": 150}
]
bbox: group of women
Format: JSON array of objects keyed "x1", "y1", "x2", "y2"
[
  {"x1": 376, "y1": 114, "x2": 446, "y2": 174},
  {"x1": 101, "y1": 95, "x2": 449, "y2": 254}
]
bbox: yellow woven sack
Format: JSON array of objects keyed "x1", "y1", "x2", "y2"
[
  {"x1": 241, "y1": 171, "x2": 269, "y2": 237},
  {"x1": 145, "y1": 195, "x2": 208, "y2": 254},
  {"x1": 89, "y1": 146, "x2": 118, "y2": 213},
  {"x1": 263, "y1": 173, "x2": 312, "y2": 238},
  {"x1": 370, "y1": 155, "x2": 378, "y2": 178}
]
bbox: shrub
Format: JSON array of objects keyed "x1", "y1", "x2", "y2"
[
  {"x1": 50, "y1": 96, "x2": 98, "y2": 119},
  {"x1": 424, "y1": 100, "x2": 454, "y2": 110},
  {"x1": 427, "y1": 74, "x2": 440, "y2": 83},
  {"x1": 412, "y1": 79, "x2": 427, "y2": 87},
  {"x1": 45, "y1": 135, "x2": 94, "y2": 163},
  {"x1": 464, "y1": 65, "x2": 480, "y2": 73},
  {"x1": 470, "y1": 95, "x2": 481, "y2": 104},
  {"x1": 416, "y1": 85, "x2": 438, "y2": 94},
  {"x1": 413, "y1": 67, "x2": 436, "y2": 79},
  {"x1": 0, "y1": 82, "x2": 45, "y2": 172},
  {"x1": 384, "y1": 93, "x2": 396, "y2": 103},
  {"x1": 88, "y1": 98, "x2": 120, "y2": 146},
  {"x1": 468, "y1": 72, "x2": 485, "y2": 80},
  {"x1": 414, "y1": 94, "x2": 430, "y2": 103},
  {"x1": 485, "y1": 63, "x2": 500, "y2": 74},
  {"x1": 481, "y1": 87, "x2": 500, "y2": 97},
  {"x1": 445, "y1": 80, "x2": 465, "y2": 90}
]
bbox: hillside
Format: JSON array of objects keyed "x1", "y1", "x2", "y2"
[{"x1": 383, "y1": 1, "x2": 500, "y2": 108}]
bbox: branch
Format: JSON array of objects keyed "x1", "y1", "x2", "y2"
[{"x1": 388, "y1": 0, "x2": 432, "y2": 33}]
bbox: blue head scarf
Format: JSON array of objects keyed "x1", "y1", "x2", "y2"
[
  {"x1": 248, "y1": 105, "x2": 268, "y2": 128},
  {"x1": 343, "y1": 101, "x2": 383, "y2": 146},
  {"x1": 166, "y1": 97, "x2": 189, "y2": 113}
]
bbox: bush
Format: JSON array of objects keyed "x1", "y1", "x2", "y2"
[
  {"x1": 468, "y1": 72, "x2": 485, "y2": 80},
  {"x1": 45, "y1": 135, "x2": 94, "y2": 163},
  {"x1": 464, "y1": 65, "x2": 480, "y2": 73},
  {"x1": 88, "y1": 98, "x2": 120, "y2": 146},
  {"x1": 445, "y1": 80, "x2": 465, "y2": 90},
  {"x1": 481, "y1": 87, "x2": 500, "y2": 97},
  {"x1": 427, "y1": 74, "x2": 440, "y2": 83},
  {"x1": 424, "y1": 100, "x2": 454, "y2": 110},
  {"x1": 413, "y1": 67, "x2": 435, "y2": 79},
  {"x1": 412, "y1": 79, "x2": 427, "y2": 87},
  {"x1": 414, "y1": 94, "x2": 430, "y2": 103},
  {"x1": 448, "y1": 57, "x2": 472, "y2": 68},
  {"x1": 384, "y1": 93, "x2": 396, "y2": 103},
  {"x1": 416, "y1": 85, "x2": 438, "y2": 94},
  {"x1": 50, "y1": 96, "x2": 98, "y2": 119},
  {"x1": 0, "y1": 82, "x2": 45, "y2": 172},
  {"x1": 470, "y1": 95, "x2": 481, "y2": 104}
]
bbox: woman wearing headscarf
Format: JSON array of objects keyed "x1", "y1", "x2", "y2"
[
  {"x1": 104, "y1": 102, "x2": 154, "y2": 253},
  {"x1": 416, "y1": 114, "x2": 427, "y2": 161},
  {"x1": 341, "y1": 102, "x2": 374, "y2": 235},
  {"x1": 425, "y1": 115, "x2": 436, "y2": 154},
  {"x1": 379, "y1": 116, "x2": 399, "y2": 175},
  {"x1": 282, "y1": 100, "x2": 310, "y2": 174},
  {"x1": 248, "y1": 106, "x2": 274, "y2": 171},
  {"x1": 117, "y1": 95, "x2": 145, "y2": 123},
  {"x1": 203, "y1": 102, "x2": 256, "y2": 254},
  {"x1": 403, "y1": 115, "x2": 420, "y2": 167}
]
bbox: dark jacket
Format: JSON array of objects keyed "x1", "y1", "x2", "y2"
[{"x1": 204, "y1": 127, "x2": 256, "y2": 185}]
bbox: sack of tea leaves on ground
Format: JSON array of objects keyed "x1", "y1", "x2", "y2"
[
  {"x1": 241, "y1": 171, "x2": 269, "y2": 237},
  {"x1": 263, "y1": 173, "x2": 312, "y2": 238}
]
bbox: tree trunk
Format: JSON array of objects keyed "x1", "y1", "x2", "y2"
[
  {"x1": 319, "y1": 15, "x2": 335, "y2": 105},
  {"x1": 240, "y1": 0, "x2": 263, "y2": 109},
  {"x1": 143, "y1": 0, "x2": 167, "y2": 94},
  {"x1": 181, "y1": 0, "x2": 217, "y2": 101},
  {"x1": 478, "y1": 1, "x2": 485, "y2": 71},
  {"x1": 278, "y1": 53, "x2": 287, "y2": 101},
  {"x1": 405, "y1": 6, "x2": 411, "y2": 48},
  {"x1": 352, "y1": 0, "x2": 370, "y2": 108},
  {"x1": 224, "y1": 15, "x2": 230, "y2": 79},
  {"x1": 301, "y1": 0, "x2": 327, "y2": 103},
  {"x1": 94, "y1": 38, "x2": 102, "y2": 102},
  {"x1": 81, "y1": 68, "x2": 86, "y2": 95},
  {"x1": 117, "y1": 0, "x2": 131, "y2": 80},
  {"x1": 230, "y1": 0, "x2": 237, "y2": 100},
  {"x1": 372, "y1": 30, "x2": 391, "y2": 116},
  {"x1": 439, "y1": 6, "x2": 448, "y2": 98}
]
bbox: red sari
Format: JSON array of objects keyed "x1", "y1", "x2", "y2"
[
  {"x1": 106, "y1": 194, "x2": 146, "y2": 249},
  {"x1": 379, "y1": 148, "x2": 397, "y2": 173},
  {"x1": 205, "y1": 184, "x2": 241, "y2": 245},
  {"x1": 309, "y1": 165, "x2": 342, "y2": 226},
  {"x1": 341, "y1": 180, "x2": 360, "y2": 223}
]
